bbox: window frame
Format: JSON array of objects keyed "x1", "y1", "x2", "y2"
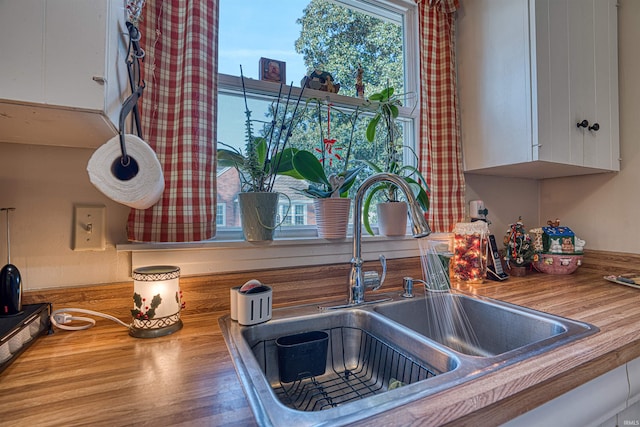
[{"x1": 118, "y1": 0, "x2": 423, "y2": 273}]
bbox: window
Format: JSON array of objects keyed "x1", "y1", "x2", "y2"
[
  {"x1": 216, "y1": 203, "x2": 226, "y2": 226},
  {"x1": 279, "y1": 203, "x2": 308, "y2": 226},
  {"x1": 217, "y1": 0, "x2": 419, "y2": 238}
]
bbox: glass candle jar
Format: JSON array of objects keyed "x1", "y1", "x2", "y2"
[{"x1": 450, "y1": 222, "x2": 489, "y2": 284}]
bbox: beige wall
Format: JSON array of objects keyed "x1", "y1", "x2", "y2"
[
  {"x1": 0, "y1": 143, "x2": 132, "y2": 290},
  {"x1": 1, "y1": 0, "x2": 637, "y2": 290},
  {"x1": 464, "y1": 174, "x2": 540, "y2": 240}
]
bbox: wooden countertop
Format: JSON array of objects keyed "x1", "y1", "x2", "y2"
[{"x1": 1, "y1": 251, "x2": 640, "y2": 426}]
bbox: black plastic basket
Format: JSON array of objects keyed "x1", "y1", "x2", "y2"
[{"x1": 276, "y1": 330, "x2": 329, "y2": 383}]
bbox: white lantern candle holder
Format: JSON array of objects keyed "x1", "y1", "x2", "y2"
[{"x1": 130, "y1": 265, "x2": 183, "y2": 338}]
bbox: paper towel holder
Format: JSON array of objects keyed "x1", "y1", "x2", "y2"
[
  {"x1": 112, "y1": 86, "x2": 143, "y2": 181},
  {"x1": 112, "y1": 21, "x2": 146, "y2": 182}
]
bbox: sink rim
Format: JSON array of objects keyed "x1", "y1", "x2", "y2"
[
  {"x1": 219, "y1": 290, "x2": 599, "y2": 426},
  {"x1": 220, "y1": 306, "x2": 480, "y2": 426}
]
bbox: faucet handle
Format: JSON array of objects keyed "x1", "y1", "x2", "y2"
[{"x1": 364, "y1": 255, "x2": 387, "y2": 291}]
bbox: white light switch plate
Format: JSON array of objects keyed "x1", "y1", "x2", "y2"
[{"x1": 73, "y1": 205, "x2": 106, "y2": 251}]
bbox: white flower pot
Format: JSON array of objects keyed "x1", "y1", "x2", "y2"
[
  {"x1": 238, "y1": 192, "x2": 279, "y2": 242},
  {"x1": 376, "y1": 201, "x2": 408, "y2": 236},
  {"x1": 313, "y1": 198, "x2": 351, "y2": 240}
]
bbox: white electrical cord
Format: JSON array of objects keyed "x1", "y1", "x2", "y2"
[{"x1": 50, "y1": 308, "x2": 130, "y2": 331}]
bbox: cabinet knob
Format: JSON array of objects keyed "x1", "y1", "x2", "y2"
[
  {"x1": 588, "y1": 123, "x2": 600, "y2": 132},
  {"x1": 576, "y1": 120, "x2": 589, "y2": 129}
]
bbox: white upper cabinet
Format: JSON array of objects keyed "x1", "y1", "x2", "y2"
[
  {"x1": 0, "y1": 0, "x2": 128, "y2": 148},
  {"x1": 457, "y1": 0, "x2": 619, "y2": 179}
]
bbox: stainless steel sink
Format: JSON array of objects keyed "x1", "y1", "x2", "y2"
[
  {"x1": 220, "y1": 290, "x2": 598, "y2": 426},
  {"x1": 374, "y1": 292, "x2": 596, "y2": 361},
  {"x1": 220, "y1": 306, "x2": 466, "y2": 426}
]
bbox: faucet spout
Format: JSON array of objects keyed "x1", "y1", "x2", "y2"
[{"x1": 348, "y1": 173, "x2": 431, "y2": 305}]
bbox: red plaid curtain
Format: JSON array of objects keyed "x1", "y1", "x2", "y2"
[
  {"x1": 127, "y1": 0, "x2": 218, "y2": 242},
  {"x1": 417, "y1": 0, "x2": 465, "y2": 232}
]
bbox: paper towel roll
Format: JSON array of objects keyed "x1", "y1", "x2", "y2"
[{"x1": 87, "y1": 134, "x2": 165, "y2": 209}]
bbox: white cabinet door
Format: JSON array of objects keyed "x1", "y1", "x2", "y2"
[
  {"x1": 44, "y1": 0, "x2": 110, "y2": 110},
  {"x1": 0, "y1": 0, "x2": 128, "y2": 148},
  {"x1": 458, "y1": 0, "x2": 619, "y2": 178},
  {"x1": 537, "y1": 0, "x2": 619, "y2": 170},
  {"x1": 568, "y1": 0, "x2": 598, "y2": 165},
  {"x1": 457, "y1": 0, "x2": 534, "y2": 172},
  {"x1": 0, "y1": 1, "x2": 45, "y2": 103}
]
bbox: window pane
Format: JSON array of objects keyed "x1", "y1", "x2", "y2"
[
  {"x1": 218, "y1": 1, "x2": 308, "y2": 82},
  {"x1": 294, "y1": 204, "x2": 306, "y2": 225},
  {"x1": 216, "y1": 203, "x2": 226, "y2": 226},
  {"x1": 217, "y1": 0, "x2": 415, "y2": 235},
  {"x1": 218, "y1": 0, "x2": 404, "y2": 95}
]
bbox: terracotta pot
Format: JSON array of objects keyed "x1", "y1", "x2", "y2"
[
  {"x1": 313, "y1": 198, "x2": 351, "y2": 240},
  {"x1": 238, "y1": 192, "x2": 279, "y2": 243},
  {"x1": 376, "y1": 201, "x2": 408, "y2": 236}
]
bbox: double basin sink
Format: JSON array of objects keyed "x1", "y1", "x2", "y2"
[{"x1": 219, "y1": 289, "x2": 598, "y2": 426}]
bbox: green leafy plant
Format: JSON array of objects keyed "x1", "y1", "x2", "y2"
[
  {"x1": 284, "y1": 148, "x2": 362, "y2": 198},
  {"x1": 280, "y1": 99, "x2": 363, "y2": 198},
  {"x1": 217, "y1": 137, "x2": 296, "y2": 193},
  {"x1": 361, "y1": 87, "x2": 429, "y2": 235},
  {"x1": 217, "y1": 70, "x2": 306, "y2": 192}
]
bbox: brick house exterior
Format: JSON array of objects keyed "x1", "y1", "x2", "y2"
[{"x1": 216, "y1": 167, "x2": 317, "y2": 228}]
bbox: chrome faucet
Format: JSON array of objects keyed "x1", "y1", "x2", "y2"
[{"x1": 348, "y1": 173, "x2": 432, "y2": 305}]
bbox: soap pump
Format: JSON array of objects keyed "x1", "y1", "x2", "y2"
[{"x1": 0, "y1": 207, "x2": 22, "y2": 316}]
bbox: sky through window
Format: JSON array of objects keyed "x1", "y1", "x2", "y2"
[{"x1": 218, "y1": 1, "x2": 309, "y2": 84}]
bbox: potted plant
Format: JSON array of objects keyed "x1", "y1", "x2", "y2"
[
  {"x1": 361, "y1": 87, "x2": 429, "y2": 236},
  {"x1": 280, "y1": 100, "x2": 363, "y2": 239},
  {"x1": 217, "y1": 72, "x2": 306, "y2": 242}
]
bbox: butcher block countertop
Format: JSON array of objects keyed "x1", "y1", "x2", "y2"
[{"x1": 2, "y1": 250, "x2": 640, "y2": 426}]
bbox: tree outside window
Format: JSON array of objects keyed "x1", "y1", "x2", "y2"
[{"x1": 217, "y1": 0, "x2": 417, "y2": 236}]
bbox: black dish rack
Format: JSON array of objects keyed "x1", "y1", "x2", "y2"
[{"x1": 251, "y1": 325, "x2": 438, "y2": 412}]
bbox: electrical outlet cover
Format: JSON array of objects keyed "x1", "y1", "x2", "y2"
[{"x1": 73, "y1": 205, "x2": 106, "y2": 251}]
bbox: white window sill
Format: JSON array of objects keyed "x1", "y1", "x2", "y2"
[{"x1": 116, "y1": 233, "x2": 450, "y2": 277}]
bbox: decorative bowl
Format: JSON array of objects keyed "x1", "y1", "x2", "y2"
[{"x1": 534, "y1": 253, "x2": 583, "y2": 275}]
